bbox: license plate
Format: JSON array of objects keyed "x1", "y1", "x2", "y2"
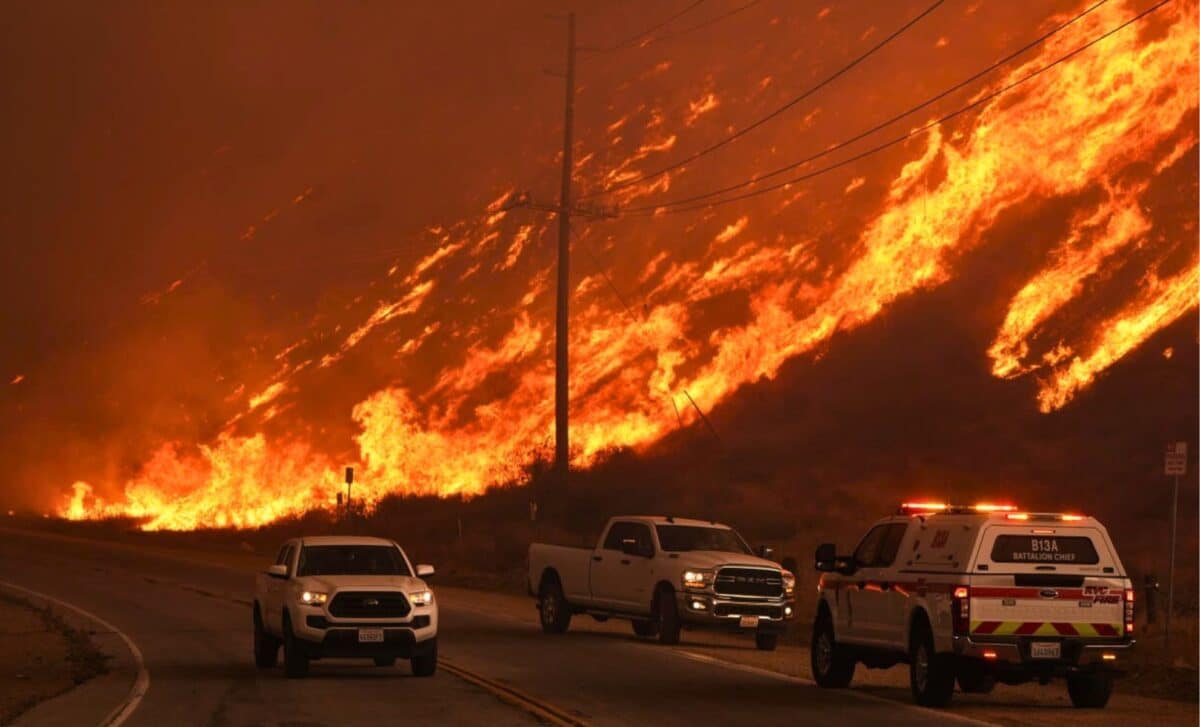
[
  {"x1": 358, "y1": 628, "x2": 384, "y2": 643},
  {"x1": 1031, "y1": 641, "x2": 1061, "y2": 659},
  {"x1": 739, "y1": 615, "x2": 759, "y2": 628}
]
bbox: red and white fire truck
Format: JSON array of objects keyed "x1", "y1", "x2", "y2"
[{"x1": 810, "y1": 503, "x2": 1134, "y2": 708}]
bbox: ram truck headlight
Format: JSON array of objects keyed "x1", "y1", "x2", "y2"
[
  {"x1": 409, "y1": 589, "x2": 433, "y2": 606},
  {"x1": 299, "y1": 590, "x2": 328, "y2": 605},
  {"x1": 782, "y1": 571, "x2": 796, "y2": 598},
  {"x1": 682, "y1": 569, "x2": 714, "y2": 590}
]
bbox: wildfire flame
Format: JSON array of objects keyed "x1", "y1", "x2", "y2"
[{"x1": 60, "y1": 0, "x2": 1198, "y2": 529}]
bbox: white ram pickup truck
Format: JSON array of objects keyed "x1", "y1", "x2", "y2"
[
  {"x1": 253, "y1": 535, "x2": 438, "y2": 678},
  {"x1": 528, "y1": 516, "x2": 795, "y2": 649},
  {"x1": 811, "y1": 503, "x2": 1134, "y2": 708}
]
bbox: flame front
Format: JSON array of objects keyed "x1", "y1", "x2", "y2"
[{"x1": 59, "y1": 0, "x2": 1198, "y2": 529}]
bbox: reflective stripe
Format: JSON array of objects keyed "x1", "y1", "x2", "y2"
[{"x1": 970, "y1": 620, "x2": 1121, "y2": 636}]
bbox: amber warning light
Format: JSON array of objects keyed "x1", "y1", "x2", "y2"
[{"x1": 899, "y1": 503, "x2": 1018, "y2": 515}]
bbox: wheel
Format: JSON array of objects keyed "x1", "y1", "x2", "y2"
[
  {"x1": 755, "y1": 632, "x2": 778, "y2": 651},
  {"x1": 810, "y1": 614, "x2": 855, "y2": 688},
  {"x1": 654, "y1": 587, "x2": 681, "y2": 645},
  {"x1": 956, "y1": 662, "x2": 996, "y2": 694},
  {"x1": 374, "y1": 656, "x2": 396, "y2": 667},
  {"x1": 282, "y1": 612, "x2": 309, "y2": 679},
  {"x1": 538, "y1": 579, "x2": 572, "y2": 634},
  {"x1": 411, "y1": 639, "x2": 437, "y2": 677},
  {"x1": 1067, "y1": 672, "x2": 1113, "y2": 708},
  {"x1": 631, "y1": 619, "x2": 658, "y2": 638},
  {"x1": 909, "y1": 621, "x2": 954, "y2": 707},
  {"x1": 253, "y1": 605, "x2": 279, "y2": 669}
]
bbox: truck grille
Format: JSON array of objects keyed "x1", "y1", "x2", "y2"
[
  {"x1": 328, "y1": 591, "x2": 411, "y2": 619},
  {"x1": 713, "y1": 567, "x2": 783, "y2": 598}
]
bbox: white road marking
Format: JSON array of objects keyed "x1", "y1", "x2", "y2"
[
  {"x1": 673, "y1": 650, "x2": 1001, "y2": 727},
  {"x1": 0, "y1": 579, "x2": 150, "y2": 727}
]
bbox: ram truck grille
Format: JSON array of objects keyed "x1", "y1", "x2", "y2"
[
  {"x1": 329, "y1": 591, "x2": 411, "y2": 618},
  {"x1": 713, "y1": 567, "x2": 783, "y2": 598}
]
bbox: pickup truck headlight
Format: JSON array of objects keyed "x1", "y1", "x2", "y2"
[
  {"x1": 299, "y1": 590, "x2": 328, "y2": 606},
  {"x1": 782, "y1": 571, "x2": 795, "y2": 598},
  {"x1": 682, "y1": 569, "x2": 714, "y2": 590},
  {"x1": 409, "y1": 589, "x2": 433, "y2": 606}
]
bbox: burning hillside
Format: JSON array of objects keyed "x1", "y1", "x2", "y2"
[{"x1": 13, "y1": 0, "x2": 1197, "y2": 530}]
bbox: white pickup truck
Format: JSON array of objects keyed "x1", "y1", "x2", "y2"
[
  {"x1": 528, "y1": 516, "x2": 795, "y2": 649},
  {"x1": 811, "y1": 503, "x2": 1134, "y2": 708},
  {"x1": 253, "y1": 535, "x2": 438, "y2": 678}
]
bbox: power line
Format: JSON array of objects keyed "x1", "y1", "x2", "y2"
[
  {"x1": 579, "y1": 0, "x2": 709, "y2": 53},
  {"x1": 578, "y1": 0, "x2": 947, "y2": 200},
  {"x1": 617, "y1": 0, "x2": 1170, "y2": 217},
  {"x1": 616, "y1": 0, "x2": 1111, "y2": 212}
]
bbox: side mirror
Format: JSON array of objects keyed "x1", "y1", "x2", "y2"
[
  {"x1": 416, "y1": 564, "x2": 435, "y2": 578},
  {"x1": 757, "y1": 545, "x2": 775, "y2": 560},
  {"x1": 620, "y1": 538, "x2": 644, "y2": 557},
  {"x1": 814, "y1": 543, "x2": 837, "y2": 572},
  {"x1": 835, "y1": 557, "x2": 858, "y2": 577},
  {"x1": 266, "y1": 564, "x2": 288, "y2": 579}
]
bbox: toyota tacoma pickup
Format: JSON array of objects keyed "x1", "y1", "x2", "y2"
[
  {"x1": 528, "y1": 516, "x2": 795, "y2": 649},
  {"x1": 253, "y1": 535, "x2": 438, "y2": 678},
  {"x1": 811, "y1": 503, "x2": 1134, "y2": 708}
]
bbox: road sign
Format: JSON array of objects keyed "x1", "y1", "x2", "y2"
[{"x1": 1165, "y1": 442, "x2": 1187, "y2": 475}]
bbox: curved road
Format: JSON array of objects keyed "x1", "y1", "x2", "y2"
[{"x1": 0, "y1": 528, "x2": 1192, "y2": 726}]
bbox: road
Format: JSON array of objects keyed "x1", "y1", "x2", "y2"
[{"x1": 0, "y1": 527, "x2": 1193, "y2": 726}]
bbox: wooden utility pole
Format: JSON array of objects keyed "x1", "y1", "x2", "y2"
[{"x1": 554, "y1": 11, "x2": 576, "y2": 508}]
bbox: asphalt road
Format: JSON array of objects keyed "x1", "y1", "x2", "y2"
[{"x1": 0, "y1": 528, "x2": 1190, "y2": 726}]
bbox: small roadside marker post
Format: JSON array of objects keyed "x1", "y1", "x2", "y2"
[{"x1": 1163, "y1": 442, "x2": 1187, "y2": 651}]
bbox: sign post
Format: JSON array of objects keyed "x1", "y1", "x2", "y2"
[
  {"x1": 1163, "y1": 442, "x2": 1187, "y2": 649},
  {"x1": 344, "y1": 466, "x2": 354, "y2": 518}
]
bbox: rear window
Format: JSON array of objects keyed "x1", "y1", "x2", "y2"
[{"x1": 990, "y1": 535, "x2": 1099, "y2": 564}]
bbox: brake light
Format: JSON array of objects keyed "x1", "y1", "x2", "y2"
[
  {"x1": 952, "y1": 586, "x2": 970, "y2": 635},
  {"x1": 1124, "y1": 588, "x2": 1134, "y2": 636}
]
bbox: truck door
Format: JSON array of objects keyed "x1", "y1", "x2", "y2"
[
  {"x1": 265, "y1": 542, "x2": 294, "y2": 632},
  {"x1": 843, "y1": 524, "x2": 888, "y2": 643},
  {"x1": 590, "y1": 521, "x2": 656, "y2": 613}
]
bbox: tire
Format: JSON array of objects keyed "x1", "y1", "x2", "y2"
[
  {"x1": 253, "y1": 605, "x2": 279, "y2": 669},
  {"x1": 538, "y1": 578, "x2": 572, "y2": 634},
  {"x1": 654, "y1": 586, "x2": 681, "y2": 645},
  {"x1": 755, "y1": 632, "x2": 779, "y2": 651},
  {"x1": 374, "y1": 656, "x2": 396, "y2": 667},
  {"x1": 956, "y1": 662, "x2": 996, "y2": 694},
  {"x1": 282, "y1": 612, "x2": 309, "y2": 679},
  {"x1": 631, "y1": 619, "x2": 658, "y2": 638},
  {"x1": 909, "y1": 621, "x2": 954, "y2": 707},
  {"x1": 1067, "y1": 673, "x2": 1113, "y2": 708},
  {"x1": 411, "y1": 639, "x2": 437, "y2": 677},
  {"x1": 810, "y1": 614, "x2": 855, "y2": 688}
]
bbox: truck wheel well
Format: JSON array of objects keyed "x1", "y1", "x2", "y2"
[
  {"x1": 538, "y1": 568, "x2": 561, "y2": 594},
  {"x1": 908, "y1": 607, "x2": 931, "y2": 645},
  {"x1": 815, "y1": 599, "x2": 832, "y2": 623},
  {"x1": 652, "y1": 581, "x2": 674, "y2": 607}
]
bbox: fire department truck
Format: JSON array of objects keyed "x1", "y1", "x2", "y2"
[{"x1": 810, "y1": 503, "x2": 1134, "y2": 708}]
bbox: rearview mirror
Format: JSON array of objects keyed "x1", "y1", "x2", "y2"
[
  {"x1": 814, "y1": 543, "x2": 837, "y2": 572},
  {"x1": 416, "y1": 564, "x2": 435, "y2": 578},
  {"x1": 756, "y1": 545, "x2": 775, "y2": 560},
  {"x1": 266, "y1": 564, "x2": 288, "y2": 579}
]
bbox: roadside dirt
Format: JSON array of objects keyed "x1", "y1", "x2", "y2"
[{"x1": 0, "y1": 593, "x2": 107, "y2": 725}]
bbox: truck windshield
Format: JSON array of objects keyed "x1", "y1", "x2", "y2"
[
  {"x1": 655, "y1": 525, "x2": 751, "y2": 554},
  {"x1": 296, "y1": 545, "x2": 411, "y2": 576}
]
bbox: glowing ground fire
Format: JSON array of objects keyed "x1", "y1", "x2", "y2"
[{"x1": 60, "y1": 0, "x2": 1198, "y2": 530}]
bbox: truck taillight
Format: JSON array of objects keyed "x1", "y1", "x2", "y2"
[
  {"x1": 1124, "y1": 588, "x2": 1134, "y2": 636},
  {"x1": 952, "y1": 586, "x2": 970, "y2": 635}
]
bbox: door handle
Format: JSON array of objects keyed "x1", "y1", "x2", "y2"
[
  {"x1": 620, "y1": 559, "x2": 631, "y2": 565},
  {"x1": 880, "y1": 582, "x2": 891, "y2": 591},
  {"x1": 856, "y1": 581, "x2": 866, "y2": 590},
  {"x1": 592, "y1": 556, "x2": 603, "y2": 562}
]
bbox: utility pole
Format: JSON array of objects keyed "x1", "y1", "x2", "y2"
[
  {"x1": 553, "y1": 11, "x2": 576, "y2": 510},
  {"x1": 1163, "y1": 441, "x2": 1187, "y2": 650}
]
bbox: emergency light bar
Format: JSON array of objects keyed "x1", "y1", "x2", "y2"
[
  {"x1": 1005, "y1": 512, "x2": 1086, "y2": 522},
  {"x1": 898, "y1": 502, "x2": 1018, "y2": 515}
]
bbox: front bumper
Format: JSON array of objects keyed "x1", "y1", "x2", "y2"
[
  {"x1": 291, "y1": 605, "x2": 437, "y2": 656},
  {"x1": 677, "y1": 591, "x2": 795, "y2": 632},
  {"x1": 953, "y1": 634, "x2": 1134, "y2": 672}
]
